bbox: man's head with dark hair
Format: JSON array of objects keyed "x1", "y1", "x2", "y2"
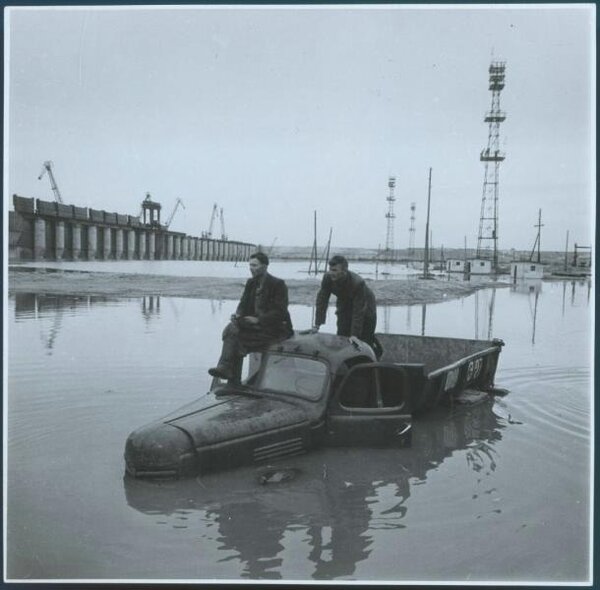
[
  {"x1": 250, "y1": 252, "x2": 269, "y2": 266},
  {"x1": 328, "y1": 254, "x2": 349, "y2": 282},
  {"x1": 249, "y1": 251, "x2": 269, "y2": 278},
  {"x1": 328, "y1": 255, "x2": 348, "y2": 270}
]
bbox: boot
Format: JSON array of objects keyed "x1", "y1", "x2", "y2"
[
  {"x1": 208, "y1": 365, "x2": 233, "y2": 380},
  {"x1": 209, "y1": 324, "x2": 241, "y2": 381}
]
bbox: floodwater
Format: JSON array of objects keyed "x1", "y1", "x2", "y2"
[{"x1": 5, "y1": 277, "x2": 592, "y2": 583}]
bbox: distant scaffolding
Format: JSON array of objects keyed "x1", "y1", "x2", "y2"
[
  {"x1": 384, "y1": 176, "x2": 396, "y2": 260},
  {"x1": 476, "y1": 60, "x2": 507, "y2": 270}
]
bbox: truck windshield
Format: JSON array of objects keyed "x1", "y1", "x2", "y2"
[{"x1": 256, "y1": 354, "x2": 328, "y2": 400}]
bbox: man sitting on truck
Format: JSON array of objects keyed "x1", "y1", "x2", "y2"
[{"x1": 209, "y1": 252, "x2": 294, "y2": 384}]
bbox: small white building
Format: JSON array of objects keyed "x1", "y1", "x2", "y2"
[
  {"x1": 469, "y1": 259, "x2": 493, "y2": 275},
  {"x1": 510, "y1": 261, "x2": 544, "y2": 281},
  {"x1": 446, "y1": 259, "x2": 467, "y2": 273}
]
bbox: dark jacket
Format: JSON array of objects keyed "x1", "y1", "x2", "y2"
[
  {"x1": 315, "y1": 271, "x2": 376, "y2": 339},
  {"x1": 236, "y1": 272, "x2": 293, "y2": 338}
]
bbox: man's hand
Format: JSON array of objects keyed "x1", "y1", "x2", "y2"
[{"x1": 348, "y1": 336, "x2": 361, "y2": 349}]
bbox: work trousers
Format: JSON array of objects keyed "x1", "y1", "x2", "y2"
[{"x1": 216, "y1": 320, "x2": 284, "y2": 383}]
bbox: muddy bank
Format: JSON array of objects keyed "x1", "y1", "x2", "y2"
[{"x1": 8, "y1": 267, "x2": 505, "y2": 305}]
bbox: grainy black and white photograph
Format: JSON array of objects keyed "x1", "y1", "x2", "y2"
[{"x1": 4, "y1": 3, "x2": 595, "y2": 584}]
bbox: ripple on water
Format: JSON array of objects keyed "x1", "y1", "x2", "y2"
[{"x1": 493, "y1": 365, "x2": 591, "y2": 469}]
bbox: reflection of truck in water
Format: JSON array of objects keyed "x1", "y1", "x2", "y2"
[
  {"x1": 124, "y1": 396, "x2": 506, "y2": 579},
  {"x1": 124, "y1": 332, "x2": 505, "y2": 479}
]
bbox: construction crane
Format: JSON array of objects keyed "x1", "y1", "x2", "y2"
[
  {"x1": 165, "y1": 198, "x2": 185, "y2": 229},
  {"x1": 219, "y1": 207, "x2": 227, "y2": 240},
  {"x1": 37, "y1": 161, "x2": 63, "y2": 203},
  {"x1": 202, "y1": 203, "x2": 219, "y2": 238},
  {"x1": 267, "y1": 237, "x2": 278, "y2": 255}
]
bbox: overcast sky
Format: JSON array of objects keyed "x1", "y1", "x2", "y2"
[{"x1": 5, "y1": 4, "x2": 595, "y2": 252}]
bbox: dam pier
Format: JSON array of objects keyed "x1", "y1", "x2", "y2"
[{"x1": 9, "y1": 194, "x2": 256, "y2": 263}]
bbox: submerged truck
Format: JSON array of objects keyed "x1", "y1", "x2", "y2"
[{"x1": 125, "y1": 332, "x2": 505, "y2": 479}]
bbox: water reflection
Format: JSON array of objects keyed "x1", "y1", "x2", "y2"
[
  {"x1": 511, "y1": 278, "x2": 542, "y2": 295},
  {"x1": 380, "y1": 303, "x2": 423, "y2": 334},
  {"x1": 210, "y1": 299, "x2": 224, "y2": 316},
  {"x1": 446, "y1": 273, "x2": 501, "y2": 286},
  {"x1": 7, "y1": 284, "x2": 592, "y2": 581},
  {"x1": 141, "y1": 295, "x2": 160, "y2": 322},
  {"x1": 123, "y1": 397, "x2": 505, "y2": 580},
  {"x1": 473, "y1": 288, "x2": 497, "y2": 340},
  {"x1": 14, "y1": 293, "x2": 119, "y2": 354},
  {"x1": 510, "y1": 280, "x2": 542, "y2": 345},
  {"x1": 14, "y1": 292, "x2": 119, "y2": 319}
]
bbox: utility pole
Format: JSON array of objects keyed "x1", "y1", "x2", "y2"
[
  {"x1": 529, "y1": 208, "x2": 544, "y2": 263},
  {"x1": 308, "y1": 210, "x2": 318, "y2": 276},
  {"x1": 423, "y1": 167, "x2": 432, "y2": 279},
  {"x1": 535, "y1": 208, "x2": 543, "y2": 263}
]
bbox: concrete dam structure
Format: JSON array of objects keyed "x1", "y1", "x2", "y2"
[{"x1": 8, "y1": 194, "x2": 256, "y2": 263}]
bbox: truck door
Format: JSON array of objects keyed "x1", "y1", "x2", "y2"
[{"x1": 326, "y1": 363, "x2": 414, "y2": 447}]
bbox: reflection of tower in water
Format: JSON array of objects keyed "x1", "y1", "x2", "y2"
[
  {"x1": 40, "y1": 297, "x2": 64, "y2": 354},
  {"x1": 14, "y1": 293, "x2": 67, "y2": 355},
  {"x1": 210, "y1": 299, "x2": 223, "y2": 316},
  {"x1": 487, "y1": 288, "x2": 496, "y2": 340},
  {"x1": 473, "y1": 288, "x2": 496, "y2": 340},
  {"x1": 562, "y1": 279, "x2": 591, "y2": 316},
  {"x1": 141, "y1": 295, "x2": 160, "y2": 321},
  {"x1": 383, "y1": 305, "x2": 391, "y2": 333},
  {"x1": 511, "y1": 280, "x2": 542, "y2": 345},
  {"x1": 14, "y1": 293, "x2": 117, "y2": 355}
]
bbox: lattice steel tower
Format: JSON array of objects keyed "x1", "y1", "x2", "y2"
[
  {"x1": 384, "y1": 176, "x2": 396, "y2": 259},
  {"x1": 476, "y1": 60, "x2": 507, "y2": 271},
  {"x1": 408, "y1": 202, "x2": 416, "y2": 255}
]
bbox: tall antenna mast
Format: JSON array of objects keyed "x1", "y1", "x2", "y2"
[
  {"x1": 476, "y1": 60, "x2": 507, "y2": 272},
  {"x1": 384, "y1": 176, "x2": 396, "y2": 261},
  {"x1": 408, "y1": 202, "x2": 416, "y2": 256}
]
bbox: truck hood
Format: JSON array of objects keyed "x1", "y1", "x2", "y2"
[
  {"x1": 161, "y1": 388, "x2": 311, "y2": 447},
  {"x1": 125, "y1": 387, "x2": 315, "y2": 478}
]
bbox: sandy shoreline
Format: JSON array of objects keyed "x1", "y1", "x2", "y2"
[{"x1": 8, "y1": 267, "x2": 507, "y2": 305}]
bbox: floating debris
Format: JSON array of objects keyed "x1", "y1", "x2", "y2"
[{"x1": 257, "y1": 466, "x2": 300, "y2": 485}]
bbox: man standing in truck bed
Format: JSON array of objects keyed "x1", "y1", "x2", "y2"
[{"x1": 312, "y1": 254, "x2": 378, "y2": 351}]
